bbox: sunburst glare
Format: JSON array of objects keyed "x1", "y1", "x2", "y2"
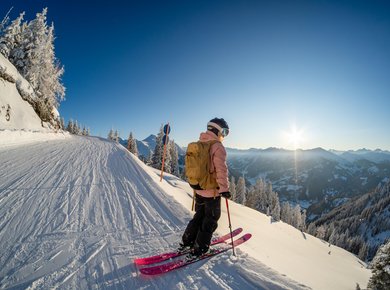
[{"x1": 283, "y1": 125, "x2": 306, "y2": 150}]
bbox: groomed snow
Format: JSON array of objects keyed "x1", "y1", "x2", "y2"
[{"x1": 0, "y1": 134, "x2": 371, "y2": 289}]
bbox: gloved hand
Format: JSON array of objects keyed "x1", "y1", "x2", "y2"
[{"x1": 220, "y1": 191, "x2": 231, "y2": 199}]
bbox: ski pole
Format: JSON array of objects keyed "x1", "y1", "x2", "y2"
[{"x1": 225, "y1": 198, "x2": 236, "y2": 256}]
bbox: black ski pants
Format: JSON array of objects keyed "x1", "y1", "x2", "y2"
[{"x1": 182, "y1": 194, "x2": 221, "y2": 253}]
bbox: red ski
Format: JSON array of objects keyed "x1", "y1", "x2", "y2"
[
  {"x1": 139, "y1": 233, "x2": 251, "y2": 275},
  {"x1": 134, "y1": 228, "x2": 243, "y2": 265}
]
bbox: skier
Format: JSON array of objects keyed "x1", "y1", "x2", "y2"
[{"x1": 180, "y1": 117, "x2": 231, "y2": 257}]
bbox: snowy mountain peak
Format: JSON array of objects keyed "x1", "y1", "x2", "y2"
[{"x1": 143, "y1": 134, "x2": 156, "y2": 143}]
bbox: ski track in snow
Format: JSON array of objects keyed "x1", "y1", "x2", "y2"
[{"x1": 0, "y1": 136, "x2": 307, "y2": 289}]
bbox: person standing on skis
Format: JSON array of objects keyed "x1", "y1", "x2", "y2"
[{"x1": 181, "y1": 117, "x2": 231, "y2": 257}]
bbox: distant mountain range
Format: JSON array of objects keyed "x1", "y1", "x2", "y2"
[
  {"x1": 118, "y1": 133, "x2": 390, "y2": 222},
  {"x1": 226, "y1": 147, "x2": 390, "y2": 221},
  {"x1": 118, "y1": 134, "x2": 185, "y2": 159}
]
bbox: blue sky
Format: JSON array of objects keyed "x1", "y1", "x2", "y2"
[{"x1": 3, "y1": 0, "x2": 390, "y2": 150}]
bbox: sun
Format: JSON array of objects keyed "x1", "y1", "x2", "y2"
[{"x1": 283, "y1": 125, "x2": 305, "y2": 150}]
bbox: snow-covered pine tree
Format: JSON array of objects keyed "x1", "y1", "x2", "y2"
[
  {"x1": 17, "y1": 8, "x2": 65, "y2": 122},
  {"x1": 151, "y1": 125, "x2": 164, "y2": 170},
  {"x1": 41, "y1": 22, "x2": 65, "y2": 109},
  {"x1": 255, "y1": 178, "x2": 269, "y2": 213},
  {"x1": 244, "y1": 185, "x2": 255, "y2": 207},
  {"x1": 66, "y1": 120, "x2": 74, "y2": 134},
  {"x1": 108, "y1": 129, "x2": 114, "y2": 141},
  {"x1": 146, "y1": 153, "x2": 153, "y2": 166},
  {"x1": 307, "y1": 223, "x2": 317, "y2": 236},
  {"x1": 127, "y1": 132, "x2": 138, "y2": 156},
  {"x1": 8, "y1": 20, "x2": 27, "y2": 74},
  {"x1": 368, "y1": 240, "x2": 390, "y2": 289},
  {"x1": 281, "y1": 202, "x2": 292, "y2": 225},
  {"x1": 300, "y1": 209, "x2": 307, "y2": 231},
  {"x1": 235, "y1": 176, "x2": 247, "y2": 205},
  {"x1": 127, "y1": 132, "x2": 133, "y2": 151},
  {"x1": 0, "y1": 8, "x2": 12, "y2": 36},
  {"x1": 73, "y1": 120, "x2": 80, "y2": 135},
  {"x1": 245, "y1": 179, "x2": 260, "y2": 209},
  {"x1": 114, "y1": 130, "x2": 119, "y2": 142},
  {"x1": 270, "y1": 191, "x2": 281, "y2": 222},
  {"x1": 60, "y1": 117, "x2": 65, "y2": 130},
  {"x1": 230, "y1": 176, "x2": 236, "y2": 201},
  {"x1": 316, "y1": 225, "x2": 327, "y2": 240},
  {"x1": 358, "y1": 241, "x2": 369, "y2": 261},
  {"x1": 0, "y1": 12, "x2": 24, "y2": 58},
  {"x1": 292, "y1": 204, "x2": 302, "y2": 229},
  {"x1": 82, "y1": 126, "x2": 87, "y2": 136},
  {"x1": 161, "y1": 139, "x2": 172, "y2": 174},
  {"x1": 169, "y1": 140, "x2": 179, "y2": 177}
]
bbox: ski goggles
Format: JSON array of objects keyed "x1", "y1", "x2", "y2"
[
  {"x1": 207, "y1": 122, "x2": 230, "y2": 137},
  {"x1": 221, "y1": 127, "x2": 230, "y2": 137}
]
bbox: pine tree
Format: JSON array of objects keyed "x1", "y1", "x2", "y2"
[
  {"x1": 292, "y1": 204, "x2": 302, "y2": 229},
  {"x1": 169, "y1": 140, "x2": 179, "y2": 177},
  {"x1": 358, "y1": 242, "x2": 368, "y2": 261},
  {"x1": 235, "y1": 176, "x2": 247, "y2": 205},
  {"x1": 0, "y1": 12, "x2": 25, "y2": 58},
  {"x1": 253, "y1": 178, "x2": 267, "y2": 211},
  {"x1": 9, "y1": 21, "x2": 27, "y2": 74},
  {"x1": 0, "y1": 8, "x2": 12, "y2": 37},
  {"x1": 17, "y1": 8, "x2": 65, "y2": 121},
  {"x1": 127, "y1": 132, "x2": 133, "y2": 150},
  {"x1": 60, "y1": 117, "x2": 65, "y2": 130},
  {"x1": 300, "y1": 209, "x2": 307, "y2": 231},
  {"x1": 108, "y1": 129, "x2": 114, "y2": 141},
  {"x1": 74, "y1": 120, "x2": 80, "y2": 135},
  {"x1": 329, "y1": 227, "x2": 338, "y2": 245},
  {"x1": 116, "y1": 130, "x2": 120, "y2": 142},
  {"x1": 152, "y1": 125, "x2": 164, "y2": 170},
  {"x1": 230, "y1": 176, "x2": 236, "y2": 201},
  {"x1": 368, "y1": 240, "x2": 390, "y2": 289},
  {"x1": 161, "y1": 139, "x2": 171, "y2": 174},
  {"x1": 316, "y1": 225, "x2": 326, "y2": 240},
  {"x1": 82, "y1": 126, "x2": 87, "y2": 136},
  {"x1": 146, "y1": 153, "x2": 153, "y2": 166},
  {"x1": 66, "y1": 120, "x2": 74, "y2": 134},
  {"x1": 270, "y1": 192, "x2": 281, "y2": 222},
  {"x1": 307, "y1": 223, "x2": 317, "y2": 236},
  {"x1": 281, "y1": 202, "x2": 292, "y2": 225},
  {"x1": 244, "y1": 185, "x2": 255, "y2": 208},
  {"x1": 127, "y1": 132, "x2": 138, "y2": 156}
]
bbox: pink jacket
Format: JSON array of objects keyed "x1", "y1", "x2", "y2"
[{"x1": 196, "y1": 131, "x2": 229, "y2": 198}]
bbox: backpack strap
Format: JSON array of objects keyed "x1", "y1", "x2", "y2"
[
  {"x1": 209, "y1": 140, "x2": 221, "y2": 197},
  {"x1": 192, "y1": 189, "x2": 196, "y2": 211}
]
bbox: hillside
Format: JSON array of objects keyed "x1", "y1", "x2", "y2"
[
  {"x1": 0, "y1": 135, "x2": 371, "y2": 289},
  {"x1": 310, "y1": 178, "x2": 390, "y2": 260}
]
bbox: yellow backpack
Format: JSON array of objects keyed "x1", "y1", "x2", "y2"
[{"x1": 185, "y1": 140, "x2": 219, "y2": 190}]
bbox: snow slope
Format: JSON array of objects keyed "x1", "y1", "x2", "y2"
[
  {"x1": 1, "y1": 53, "x2": 67, "y2": 149},
  {"x1": 0, "y1": 135, "x2": 371, "y2": 289},
  {"x1": 0, "y1": 54, "x2": 45, "y2": 131}
]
